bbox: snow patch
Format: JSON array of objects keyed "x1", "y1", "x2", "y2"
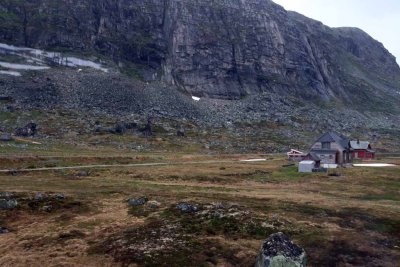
[
  {"x1": 192, "y1": 96, "x2": 201, "y2": 101},
  {"x1": 0, "y1": 70, "x2": 21, "y2": 76},
  {"x1": 240, "y1": 159, "x2": 267, "y2": 162},
  {"x1": 0, "y1": 42, "x2": 108, "y2": 72},
  {"x1": 353, "y1": 163, "x2": 396, "y2": 167},
  {"x1": 0, "y1": 43, "x2": 32, "y2": 52},
  {"x1": 0, "y1": 61, "x2": 50, "y2": 70}
]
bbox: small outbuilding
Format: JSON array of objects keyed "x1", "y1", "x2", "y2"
[
  {"x1": 287, "y1": 149, "x2": 306, "y2": 162},
  {"x1": 298, "y1": 160, "x2": 316, "y2": 173}
]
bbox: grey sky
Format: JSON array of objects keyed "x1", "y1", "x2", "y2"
[{"x1": 272, "y1": 0, "x2": 400, "y2": 65}]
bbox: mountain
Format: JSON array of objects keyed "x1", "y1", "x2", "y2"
[{"x1": 0, "y1": 0, "x2": 399, "y2": 151}]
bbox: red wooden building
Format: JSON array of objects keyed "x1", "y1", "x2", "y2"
[{"x1": 350, "y1": 140, "x2": 375, "y2": 160}]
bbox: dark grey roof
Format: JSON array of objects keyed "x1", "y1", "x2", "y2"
[
  {"x1": 317, "y1": 132, "x2": 349, "y2": 149},
  {"x1": 310, "y1": 149, "x2": 337, "y2": 154}
]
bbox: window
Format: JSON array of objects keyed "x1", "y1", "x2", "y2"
[{"x1": 322, "y1": 142, "x2": 331, "y2": 149}]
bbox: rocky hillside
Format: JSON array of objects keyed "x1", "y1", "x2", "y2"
[
  {"x1": 1, "y1": 0, "x2": 399, "y2": 102},
  {"x1": 0, "y1": 0, "x2": 400, "y2": 149}
]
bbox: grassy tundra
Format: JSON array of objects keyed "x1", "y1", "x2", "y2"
[{"x1": 0, "y1": 150, "x2": 399, "y2": 267}]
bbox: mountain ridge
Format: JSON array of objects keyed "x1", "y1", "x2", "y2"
[
  {"x1": 0, "y1": 0, "x2": 399, "y2": 103},
  {"x1": 0, "y1": 0, "x2": 399, "y2": 144}
]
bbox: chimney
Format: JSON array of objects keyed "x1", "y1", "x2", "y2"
[{"x1": 357, "y1": 139, "x2": 360, "y2": 144}]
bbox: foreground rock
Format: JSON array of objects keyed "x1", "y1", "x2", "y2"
[
  {"x1": 176, "y1": 203, "x2": 199, "y2": 213},
  {"x1": 0, "y1": 133, "x2": 12, "y2": 142},
  {"x1": 15, "y1": 123, "x2": 37, "y2": 137},
  {"x1": 0, "y1": 192, "x2": 13, "y2": 198},
  {"x1": 0, "y1": 199, "x2": 18, "y2": 210},
  {"x1": 34, "y1": 193, "x2": 47, "y2": 201},
  {"x1": 0, "y1": 227, "x2": 9, "y2": 234},
  {"x1": 128, "y1": 197, "x2": 148, "y2": 206},
  {"x1": 53, "y1": 193, "x2": 65, "y2": 200},
  {"x1": 147, "y1": 200, "x2": 161, "y2": 209},
  {"x1": 255, "y1": 232, "x2": 307, "y2": 267}
]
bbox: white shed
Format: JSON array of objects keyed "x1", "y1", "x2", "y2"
[{"x1": 298, "y1": 160, "x2": 315, "y2": 173}]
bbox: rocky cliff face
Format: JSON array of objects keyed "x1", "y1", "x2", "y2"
[{"x1": 0, "y1": 0, "x2": 399, "y2": 107}]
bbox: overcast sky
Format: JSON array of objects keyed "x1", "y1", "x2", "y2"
[{"x1": 272, "y1": 0, "x2": 400, "y2": 65}]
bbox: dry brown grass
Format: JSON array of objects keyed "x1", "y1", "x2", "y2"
[{"x1": 0, "y1": 154, "x2": 399, "y2": 266}]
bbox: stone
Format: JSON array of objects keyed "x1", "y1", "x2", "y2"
[
  {"x1": 34, "y1": 193, "x2": 47, "y2": 201},
  {"x1": 255, "y1": 232, "x2": 307, "y2": 267},
  {"x1": 15, "y1": 123, "x2": 37, "y2": 137},
  {"x1": 0, "y1": 227, "x2": 9, "y2": 234},
  {"x1": 0, "y1": 192, "x2": 13, "y2": 198},
  {"x1": 76, "y1": 171, "x2": 90, "y2": 177},
  {"x1": 0, "y1": 199, "x2": 18, "y2": 210},
  {"x1": 128, "y1": 197, "x2": 148, "y2": 207},
  {"x1": 42, "y1": 205, "x2": 53, "y2": 212},
  {"x1": 177, "y1": 130, "x2": 185, "y2": 137},
  {"x1": 147, "y1": 200, "x2": 161, "y2": 209},
  {"x1": 0, "y1": 133, "x2": 12, "y2": 142},
  {"x1": 0, "y1": 96, "x2": 12, "y2": 101},
  {"x1": 54, "y1": 193, "x2": 65, "y2": 200},
  {"x1": 176, "y1": 203, "x2": 199, "y2": 213}
]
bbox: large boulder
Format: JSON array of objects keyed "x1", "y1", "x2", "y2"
[
  {"x1": 15, "y1": 123, "x2": 37, "y2": 137},
  {"x1": 0, "y1": 227, "x2": 9, "y2": 234},
  {"x1": 128, "y1": 197, "x2": 148, "y2": 207},
  {"x1": 176, "y1": 203, "x2": 199, "y2": 213},
  {"x1": 0, "y1": 133, "x2": 12, "y2": 142},
  {"x1": 0, "y1": 199, "x2": 18, "y2": 210},
  {"x1": 0, "y1": 192, "x2": 13, "y2": 198},
  {"x1": 255, "y1": 232, "x2": 307, "y2": 267},
  {"x1": 177, "y1": 129, "x2": 185, "y2": 137}
]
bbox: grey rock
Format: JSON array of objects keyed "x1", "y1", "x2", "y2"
[
  {"x1": 255, "y1": 232, "x2": 307, "y2": 267},
  {"x1": 0, "y1": 133, "x2": 12, "y2": 142},
  {"x1": 128, "y1": 197, "x2": 148, "y2": 207},
  {"x1": 42, "y1": 205, "x2": 53, "y2": 212},
  {"x1": 0, "y1": 192, "x2": 13, "y2": 198},
  {"x1": 0, "y1": 96, "x2": 13, "y2": 101},
  {"x1": 0, "y1": 199, "x2": 18, "y2": 210},
  {"x1": 15, "y1": 123, "x2": 37, "y2": 137},
  {"x1": 34, "y1": 193, "x2": 47, "y2": 201},
  {"x1": 76, "y1": 171, "x2": 90, "y2": 177},
  {"x1": 176, "y1": 203, "x2": 199, "y2": 213},
  {"x1": 0, "y1": 227, "x2": 9, "y2": 234},
  {"x1": 177, "y1": 130, "x2": 185, "y2": 137},
  {"x1": 146, "y1": 200, "x2": 161, "y2": 209},
  {"x1": 54, "y1": 193, "x2": 65, "y2": 200}
]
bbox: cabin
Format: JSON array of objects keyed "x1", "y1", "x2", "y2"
[
  {"x1": 309, "y1": 132, "x2": 352, "y2": 165},
  {"x1": 350, "y1": 140, "x2": 375, "y2": 160},
  {"x1": 287, "y1": 149, "x2": 306, "y2": 162},
  {"x1": 298, "y1": 161, "x2": 316, "y2": 173}
]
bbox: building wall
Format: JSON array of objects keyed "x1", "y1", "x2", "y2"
[
  {"x1": 311, "y1": 141, "x2": 345, "y2": 164},
  {"x1": 352, "y1": 150, "x2": 375, "y2": 160},
  {"x1": 314, "y1": 152, "x2": 336, "y2": 164}
]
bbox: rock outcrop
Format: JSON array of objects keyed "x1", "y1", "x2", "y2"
[
  {"x1": 0, "y1": 198, "x2": 18, "y2": 210},
  {"x1": 15, "y1": 123, "x2": 37, "y2": 137},
  {"x1": 255, "y1": 232, "x2": 307, "y2": 267}
]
